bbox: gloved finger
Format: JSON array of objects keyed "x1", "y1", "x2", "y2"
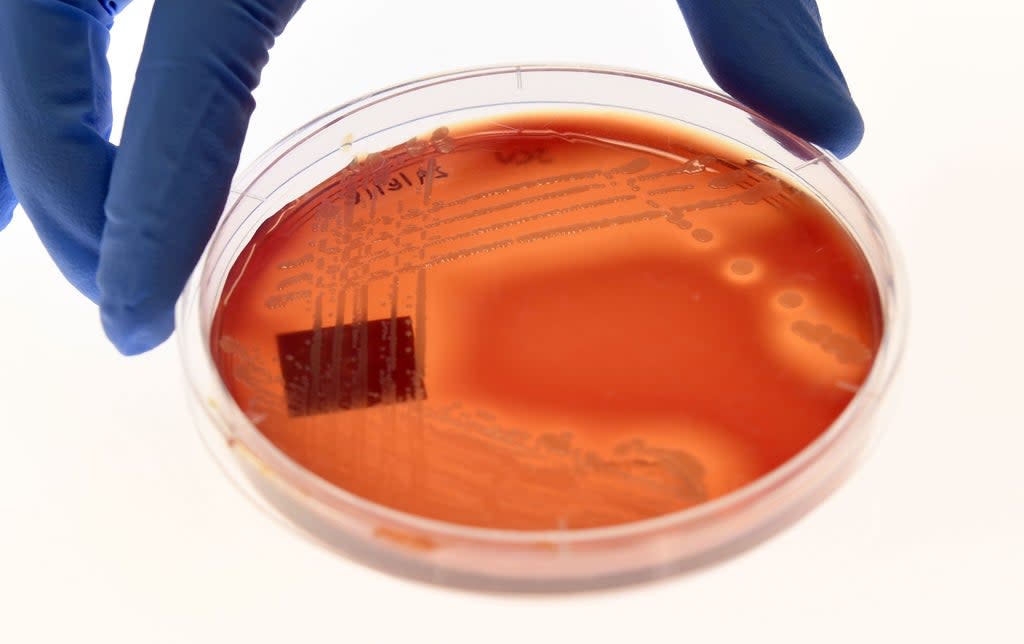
[
  {"x1": 0, "y1": 1, "x2": 125, "y2": 299},
  {"x1": 676, "y1": 0, "x2": 864, "y2": 157},
  {"x1": 1, "y1": 156, "x2": 15, "y2": 231},
  {"x1": 99, "y1": 0, "x2": 304, "y2": 355}
]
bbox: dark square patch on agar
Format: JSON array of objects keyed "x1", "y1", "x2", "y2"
[{"x1": 276, "y1": 316, "x2": 422, "y2": 417}]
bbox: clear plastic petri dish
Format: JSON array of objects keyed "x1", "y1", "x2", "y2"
[{"x1": 177, "y1": 65, "x2": 907, "y2": 593}]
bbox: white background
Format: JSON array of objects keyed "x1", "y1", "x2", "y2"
[{"x1": 2, "y1": 1, "x2": 1022, "y2": 642}]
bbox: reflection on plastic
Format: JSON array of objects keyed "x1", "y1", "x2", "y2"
[{"x1": 276, "y1": 316, "x2": 422, "y2": 416}]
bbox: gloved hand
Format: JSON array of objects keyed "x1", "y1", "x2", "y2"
[{"x1": 0, "y1": 0, "x2": 863, "y2": 356}]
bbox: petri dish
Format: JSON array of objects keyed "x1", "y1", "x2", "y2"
[{"x1": 177, "y1": 65, "x2": 907, "y2": 593}]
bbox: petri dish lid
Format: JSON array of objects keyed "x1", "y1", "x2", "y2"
[{"x1": 177, "y1": 65, "x2": 907, "y2": 593}]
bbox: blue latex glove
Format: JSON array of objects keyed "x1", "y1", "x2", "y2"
[{"x1": 0, "y1": 0, "x2": 863, "y2": 356}]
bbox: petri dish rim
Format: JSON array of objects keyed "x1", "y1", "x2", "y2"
[{"x1": 177, "y1": 64, "x2": 908, "y2": 574}]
